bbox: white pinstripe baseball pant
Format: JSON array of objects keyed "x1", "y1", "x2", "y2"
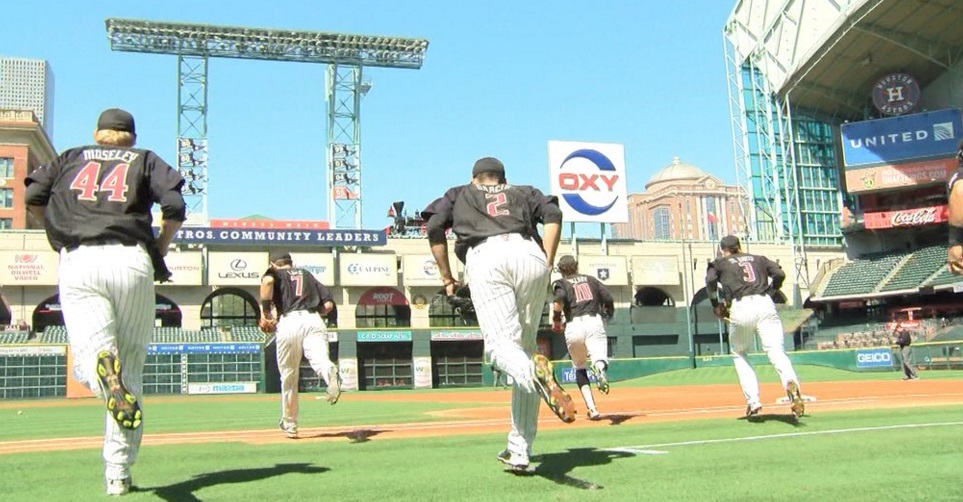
[
  {"x1": 59, "y1": 243, "x2": 154, "y2": 482},
  {"x1": 466, "y1": 233, "x2": 549, "y2": 462},
  {"x1": 728, "y1": 294, "x2": 800, "y2": 407},
  {"x1": 276, "y1": 310, "x2": 336, "y2": 434}
]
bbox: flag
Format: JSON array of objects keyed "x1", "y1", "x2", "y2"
[{"x1": 707, "y1": 212, "x2": 718, "y2": 224}]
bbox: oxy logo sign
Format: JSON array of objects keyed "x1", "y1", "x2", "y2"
[
  {"x1": 855, "y1": 348, "x2": 893, "y2": 369},
  {"x1": 548, "y1": 141, "x2": 628, "y2": 223}
]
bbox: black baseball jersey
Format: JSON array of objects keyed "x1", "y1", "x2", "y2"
[
  {"x1": 705, "y1": 253, "x2": 785, "y2": 302},
  {"x1": 268, "y1": 267, "x2": 333, "y2": 316},
  {"x1": 948, "y1": 167, "x2": 963, "y2": 194},
  {"x1": 24, "y1": 145, "x2": 187, "y2": 252},
  {"x1": 553, "y1": 274, "x2": 614, "y2": 320},
  {"x1": 422, "y1": 183, "x2": 563, "y2": 263}
]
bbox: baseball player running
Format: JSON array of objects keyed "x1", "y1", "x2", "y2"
[
  {"x1": 423, "y1": 157, "x2": 572, "y2": 473},
  {"x1": 260, "y1": 250, "x2": 341, "y2": 439},
  {"x1": 705, "y1": 235, "x2": 804, "y2": 420},
  {"x1": 551, "y1": 255, "x2": 614, "y2": 420},
  {"x1": 24, "y1": 108, "x2": 186, "y2": 496}
]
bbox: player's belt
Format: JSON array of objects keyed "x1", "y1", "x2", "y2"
[
  {"x1": 472, "y1": 233, "x2": 533, "y2": 249},
  {"x1": 732, "y1": 294, "x2": 765, "y2": 302},
  {"x1": 64, "y1": 238, "x2": 139, "y2": 252}
]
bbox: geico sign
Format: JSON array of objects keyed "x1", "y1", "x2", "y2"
[{"x1": 857, "y1": 352, "x2": 892, "y2": 363}]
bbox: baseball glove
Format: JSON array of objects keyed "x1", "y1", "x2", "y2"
[
  {"x1": 713, "y1": 303, "x2": 730, "y2": 321},
  {"x1": 149, "y1": 245, "x2": 173, "y2": 283},
  {"x1": 258, "y1": 317, "x2": 278, "y2": 334},
  {"x1": 446, "y1": 285, "x2": 477, "y2": 323}
]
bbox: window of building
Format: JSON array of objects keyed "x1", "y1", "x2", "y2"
[
  {"x1": 652, "y1": 206, "x2": 671, "y2": 240},
  {"x1": 0, "y1": 158, "x2": 13, "y2": 178},
  {"x1": 0, "y1": 188, "x2": 13, "y2": 208},
  {"x1": 0, "y1": 219, "x2": 11, "y2": 230},
  {"x1": 200, "y1": 288, "x2": 259, "y2": 329}
]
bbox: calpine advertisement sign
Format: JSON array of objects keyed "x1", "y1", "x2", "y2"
[
  {"x1": 841, "y1": 108, "x2": 963, "y2": 169},
  {"x1": 548, "y1": 141, "x2": 629, "y2": 223},
  {"x1": 863, "y1": 205, "x2": 948, "y2": 230},
  {"x1": 207, "y1": 252, "x2": 268, "y2": 286},
  {"x1": 339, "y1": 253, "x2": 397, "y2": 287}
]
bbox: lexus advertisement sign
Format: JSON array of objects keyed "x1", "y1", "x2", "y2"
[{"x1": 207, "y1": 252, "x2": 269, "y2": 286}]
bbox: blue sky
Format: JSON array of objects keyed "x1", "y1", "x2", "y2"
[{"x1": 5, "y1": 1, "x2": 737, "y2": 230}]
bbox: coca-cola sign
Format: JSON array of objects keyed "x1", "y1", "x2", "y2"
[{"x1": 864, "y1": 205, "x2": 948, "y2": 230}]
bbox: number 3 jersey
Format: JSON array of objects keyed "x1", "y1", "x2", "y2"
[
  {"x1": 706, "y1": 253, "x2": 785, "y2": 302},
  {"x1": 24, "y1": 145, "x2": 186, "y2": 252},
  {"x1": 552, "y1": 274, "x2": 614, "y2": 320}
]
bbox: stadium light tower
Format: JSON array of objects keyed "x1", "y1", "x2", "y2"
[{"x1": 105, "y1": 18, "x2": 429, "y2": 228}]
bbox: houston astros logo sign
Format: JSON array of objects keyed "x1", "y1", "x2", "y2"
[{"x1": 548, "y1": 140, "x2": 629, "y2": 223}]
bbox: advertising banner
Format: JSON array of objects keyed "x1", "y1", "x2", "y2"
[
  {"x1": 339, "y1": 358, "x2": 359, "y2": 391},
  {"x1": 356, "y1": 331, "x2": 412, "y2": 343},
  {"x1": 548, "y1": 141, "x2": 629, "y2": 223},
  {"x1": 161, "y1": 252, "x2": 203, "y2": 286},
  {"x1": 841, "y1": 108, "x2": 963, "y2": 168},
  {"x1": 0, "y1": 250, "x2": 59, "y2": 285},
  {"x1": 339, "y1": 253, "x2": 397, "y2": 286},
  {"x1": 844, "y1": 158, "x2": 956, "y2": 193},
  {"x1": 187, "y1": 382, "x2": 258, "y2": 394},
  {"x1": 290, "y1": 253, "x2": 335, "y2": 286},
  {"x1": 0, "y1": 345, "x2": 66, "y2": 356},
  {"x1": 430, "y1": 330, "x2": 483, "y2": 341},
  {"x1": 577, "y1": 255, "x2": 629, "y2": 285},
  {"x1": 863, "y1": 205, "x2": 948, "y2": 230},
  {"x1": 402, "y1": 254, "x2": 444, "y2": 286},
  {"x1": 413, "y1": 356, "x2": 432, "y2": 389},
  {"x1": 631, "y1": 256, "x2": 680, "y2": 286},
  {"x1": 207, "y1": 252, "x2": 268, "y2": 286},
  {"x1": 855, "y1": 348, "x2": 894, "y2": 369},
  {"x1": 171, "y1": 227, "x2": 385, "y2": 246},
  {"x1": 148, "y1": 343, "x2": 262, "y2": 355},
  {"x1": 210, "y1": 219, "x2": 329, "y2": 230}
]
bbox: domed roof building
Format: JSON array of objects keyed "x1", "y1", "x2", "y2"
[{"x1": 613, "y1": 157, "x2": 747, "y2": 242}]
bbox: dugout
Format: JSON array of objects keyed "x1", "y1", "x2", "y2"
[
  {"x1": 356, "y1": 330, "x2": 413, "y2": 390},
  {"x1": 429, "y1": 331, "x2": 484, "y2": 387}
]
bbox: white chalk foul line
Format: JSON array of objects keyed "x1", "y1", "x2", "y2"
[{"x1": 607, "y1": 421, "x2": 963, "y2": 453}]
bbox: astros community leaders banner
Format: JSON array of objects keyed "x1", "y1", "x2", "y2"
[
  {"x1": 548, "y1": 141, "x2": 629, "y2": 223},
  {"x1": 169, "y1": 227, "x2": 387, "y2": 246}
]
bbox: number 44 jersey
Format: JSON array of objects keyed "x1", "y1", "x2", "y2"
[{"x1": 24, "y1": 146, "x2": 185, "y2": 252}]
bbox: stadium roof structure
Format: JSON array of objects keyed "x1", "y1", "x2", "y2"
[{"x1": 726, "y1": 0, "x2": 963, "y2": 120}]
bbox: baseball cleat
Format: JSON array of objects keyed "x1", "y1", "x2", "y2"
[
  {"x1": 587, "y1": 409, "x2": 602, "y2": 421},
  {"x1": 325, "y1": 366, "x2": 342, "y2": 405},
  {"x1": 787, "y1": 380, "x2": 805, "y2": 419},
  {"x1": 96, "y1": 351, "x2": 142, "y2": 430},
  {"x1": 532, "y1": 354, "x2": 576, "y2": 423},
  {"x1": 746, "y1": 403, "x2": 762, "y2": 418},
  {"x1": 278, "y1": 420, "x2": 298, "y2": 439},
  {"x1": 497, "y1": 449, "x2": 531, "y2": 474},
  {"x1": 106, "y1": 477, "x2": 131, "y2": 496},
  {"x1": 591, "y1": 365, "x2": 610, "y2": 395}
]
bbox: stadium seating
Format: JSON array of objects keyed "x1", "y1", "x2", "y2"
[
  {"x1": 230, "y1": 326, "x2": 267, "y2": 342},
  {"x1": 0, "y1": 331, "x2": 29, "y2": 344},
  {"x1": 821, "y1": 250, "x2": 905, "y2": 297},
  {"x1": 39, "y1": 326, "x2": 68, "y2": 344},
  {"x1": 879, "y1": 245, "x2": 946, "y2": 292}
]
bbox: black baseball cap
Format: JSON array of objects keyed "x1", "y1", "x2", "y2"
[
  {"x1": 97, "y1": 108, "x2": 136, "y2": 134},
  {"x1": 269, "y1": 250, "x2": 292, "y2": 263},
  {"x1": 471, "y1": 157, "x2": 505, "y2": 178},
  {"x1": 720, "y1": 235, "x2": 741, "y2": 250}
]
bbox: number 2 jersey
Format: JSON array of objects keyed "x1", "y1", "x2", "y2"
[
  {"x1": 705, "y1": 253, "x2": 785, "y2": 302},
  {"x1": 267, "y1": 267, "x2": 334, "y2": 316},
  {"x1": 24, "y1": 145, "x2": 186, "y2": 252},
  {"x1": 422, "y1": 183, "x2": 563, "y2": 263},
  {"x1": 553, "y1": 274, "x2": 614, "y2": 320}
]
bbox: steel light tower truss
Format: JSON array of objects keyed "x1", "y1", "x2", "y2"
[{"x1": 105, "y1": 18, "x2": 429, "y2": 227}]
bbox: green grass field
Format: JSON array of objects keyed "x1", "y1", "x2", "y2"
[{"x1": 2, "y1": 367, "x2": 961, "y2": 501}]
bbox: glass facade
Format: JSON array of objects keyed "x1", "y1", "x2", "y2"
[
  {"x1": 0, "y1": 157, "x2": 13, "y2": 178},
  {"x1": 652, "y1": 206, "x2": 671, "y2": 240},
  {"x1": 733, "y1": 63, "x2": 843, "y2": 247}
]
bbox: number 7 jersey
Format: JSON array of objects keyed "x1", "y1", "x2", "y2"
[{"x1": 24, "y1": 145, "x2": 186, "y2": 252}]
